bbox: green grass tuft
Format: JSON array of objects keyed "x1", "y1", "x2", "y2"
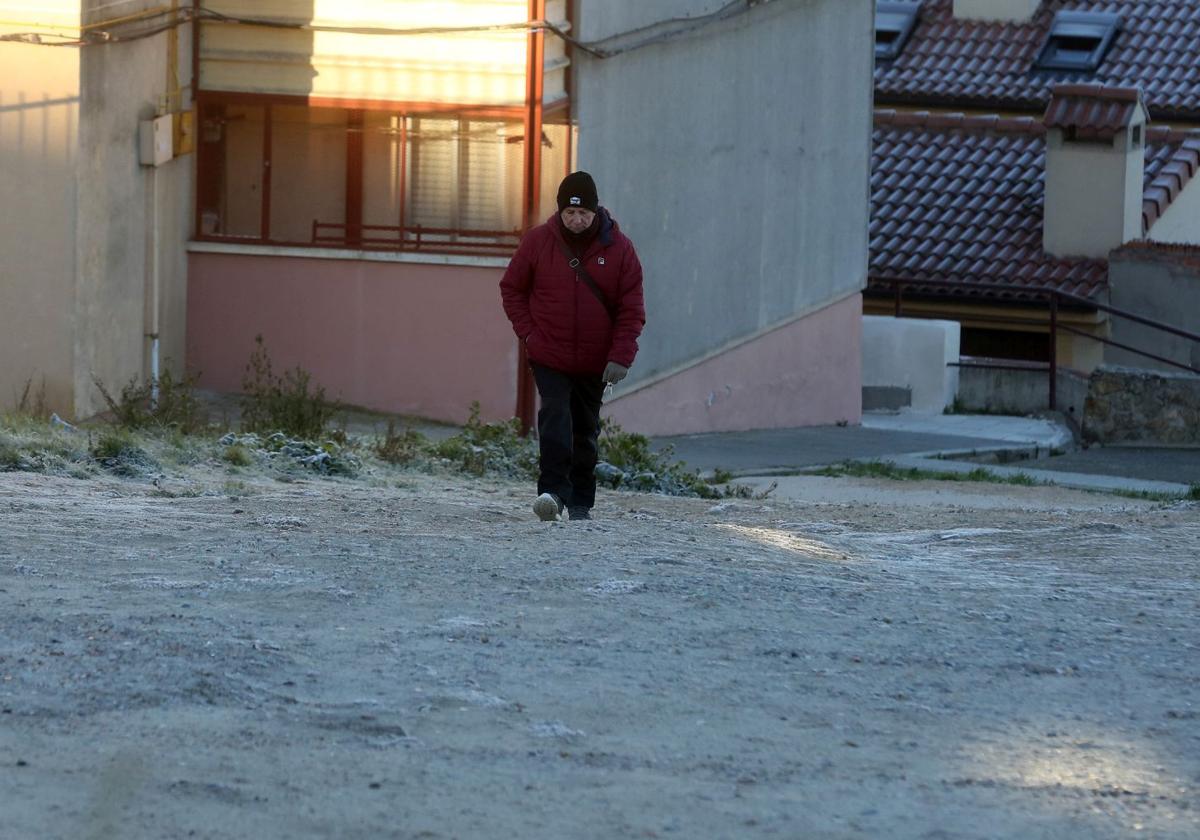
[
  {"x1": 222, "y1": 444, "x2": 255, "y2": 467},
  {"x1": 812, "y1": 460, "x2": 1044, "y2": 487}
]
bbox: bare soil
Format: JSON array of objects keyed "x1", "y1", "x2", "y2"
[{"x1": 1, "y1": 466, "x2": 1197, "y2": 839}]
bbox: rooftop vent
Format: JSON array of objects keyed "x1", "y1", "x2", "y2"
[
  {"x1": 952, "y1": 0, "x2": 1040, "y2": 23},
  {"x1": 1035, "y1": 11, "x2": 1121, "y2": 72},
  {"x1": 876, "y1": 2, "x2": 920, "y2": 61}
]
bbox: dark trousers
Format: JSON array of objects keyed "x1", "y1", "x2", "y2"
[{"x1": 531, "y1": 363, "x2": 605, "y2": 510}]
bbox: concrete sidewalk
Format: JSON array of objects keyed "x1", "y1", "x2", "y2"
[{"x1": 653, "y1": 412, "x2": 1198, "y2": 497}]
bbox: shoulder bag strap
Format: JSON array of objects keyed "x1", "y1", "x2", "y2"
[{"x1": 555, "y1": 239, "x2": 616, "y2": 322}]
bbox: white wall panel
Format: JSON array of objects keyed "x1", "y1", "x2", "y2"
[{"x1": 199, "y1": 0, "x2": 568, "y2": 106}]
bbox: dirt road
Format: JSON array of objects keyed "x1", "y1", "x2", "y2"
[{"x1": 1, "y1": 468, "x2": 1197, "y2": 839}]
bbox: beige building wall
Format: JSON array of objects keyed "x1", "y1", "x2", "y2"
[
  {"x1": 1043, "y1": 123, "x2": 1146, "y2": 260},
  {"x1": 199, "y1": 0, "x2": 545, "y2": 106},
  {"x1": 76, "y1": 0, "x2": 193, "y2": 418},
  {"x1": 1058, "y1": 330, "x2": 1106, "y2": 373},
  {"x1": 0, "y1": 4, "x2": 81, "y2": 415},
  {"x1": 0, "y1": 1, "x2": 193, "y2": 419},
  {"x1": 1149, "y1": 183, "x2": 1200, "y2": 246}
]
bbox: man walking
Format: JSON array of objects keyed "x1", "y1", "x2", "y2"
[{"x1": 500, "y1": 171, "x2": 646, "y2": 521}]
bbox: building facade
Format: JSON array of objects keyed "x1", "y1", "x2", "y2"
[
  {"x1": 1, "y1": 0, "x2": 192, "y2": 419},
  {"x1": 869, "y1": 0, "x2": 1200, "y2": 405},
  {"x1": 2, "y1": 0, "x2": 873, "y2": 434}
]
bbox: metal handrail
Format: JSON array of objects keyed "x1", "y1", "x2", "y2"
[{"x1": 869, "y1": 275, "x2": 1200, "y2": 410}]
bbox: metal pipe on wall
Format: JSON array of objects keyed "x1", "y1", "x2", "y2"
[
  {"x1": 515, "y1": 0, "x2": 547, "y2": 434},
  {"x1": 147, "y1": 164, "x2": 161, "y2": 407}
]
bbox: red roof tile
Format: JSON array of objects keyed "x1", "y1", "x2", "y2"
[
  {"x1": 870, "y1": 110, "x2": 1200, "y2": 302},
  {"x1": 875, "y1": 1, "x2": 1200, "y2": 122}
]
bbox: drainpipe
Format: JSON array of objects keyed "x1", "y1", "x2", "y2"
[
  {"x1": 147, "y1": 164, "x2": 161, "y2": 407},
  {"x1": 148, "y1": 1, "x2": 179, "y2": 409},
  {"x1": 516, "y1": 0, "x2": 546, "y2": 434}
]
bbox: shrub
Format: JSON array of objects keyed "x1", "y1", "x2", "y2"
[
  {"x1": 374, "y1": 421, "x2": 427, "y2": 466},
  {"x1": 218, "y1": 431, "x2": 361, "y2": 477},
  {"x1": 240, "y1": 335, "x2": 337, "y2": 440},
  {"x1": 422, "y1": 409, "x2": 740, "y2": 497},
  {"x1": 93, "y1": 366, "x2": 203, "y2": 434},
  {"x1": 14, "y1": 378, "x2": 49, "y2": 418},
  {"x1": 431, "y1": 403, "x2": 537, "y2": 479},
  {"x1": 597, "y1": 419, "x2": 722, "y2": 498}
]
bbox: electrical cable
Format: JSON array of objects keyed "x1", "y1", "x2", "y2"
[{"x1": 1, "y1": 0, "x2": 782, "y2": 57}]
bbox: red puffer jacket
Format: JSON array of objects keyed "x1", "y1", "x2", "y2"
[{"x1": 500, "y1": 209, "x2": 645, "y2": 375}]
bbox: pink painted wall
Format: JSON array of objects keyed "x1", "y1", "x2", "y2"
[
  {"x1": 186, "y1": 252, "x2": 518, "y2": 424},
  {"x1": 603, "y1": 294, "x2": 863, "y2": 436}
]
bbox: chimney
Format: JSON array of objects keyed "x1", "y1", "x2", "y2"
[
  {"x1": 1042, "y1": 84, "x2": 1148, "y2": 259},
  {"x1": 952, "y1": 0, "x2": 1041, "y2": 22}
]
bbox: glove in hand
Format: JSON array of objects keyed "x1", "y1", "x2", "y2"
[{"x1": 602, "y1": 362, "x2": 629, "y2": 385}]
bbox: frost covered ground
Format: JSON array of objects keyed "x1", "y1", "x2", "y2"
[{"x1": 1, "y1": 466, "x2": 1197, "y2": 839}]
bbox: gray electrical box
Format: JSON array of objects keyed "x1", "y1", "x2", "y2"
[{"x1": 139, "y1": 115, "x2": 173, "y2": 167}]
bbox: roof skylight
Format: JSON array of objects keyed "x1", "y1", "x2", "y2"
[
  {"x1": 876, "y1": 2, "x2": 920, "y2": 62},
  {"x1": 1035, "y1": 11, "x2": 1121, "y2": 72}
]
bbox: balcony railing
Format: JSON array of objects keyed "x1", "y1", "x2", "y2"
[{"x1": 311, "y1": 221, "x2": 521, "y2": 257}]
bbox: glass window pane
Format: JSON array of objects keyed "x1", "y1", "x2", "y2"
[
  {"x1": 270, "y1": 105, "x2": 347, "y2": 244},
  {"x1": 362, "y1": 112, "x2": 406, "y2": 245},
  {"x1": 197, "y1": 98, "x2": 534, "y2": 251},
  {"x1": 461, "y1": 119, "x2": 522, "y2": 233},
  {"x1": 538, "y1": 118, "x2": 571, "y2": 222},
  {"x1": 409, "y1": 116, "x2": 523, "y2": 238},
  {"x1": 198, "y1": 103, "x2": 264, "y2": 239},
  {"x1": 409, "y1": 117, "x2": 459, "y2": 231}
]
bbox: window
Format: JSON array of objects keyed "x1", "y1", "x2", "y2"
[
  {"x1": 1035, "y1": 11, "x2": 1121, "y2": 72},
  {"x1": 962, "y1": 328, "x2": 1049, "y2": 363},
  {"x1": 875, "y1": 2, "x2": 920, "y2": 62},
  {"x1": 197, "y1": 103, "x2": 265, "y2": 240},
  {"x1": 196, "y1": 99, "x2": 552, "y2": 254}
]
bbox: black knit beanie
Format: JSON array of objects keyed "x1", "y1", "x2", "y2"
[{"x1": 557, "y1": 171, "x2": 599, "y2": 212}]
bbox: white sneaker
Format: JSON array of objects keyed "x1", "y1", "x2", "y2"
[{"x1": 533, "y1": 493, "x2": 564, "y2": 522}]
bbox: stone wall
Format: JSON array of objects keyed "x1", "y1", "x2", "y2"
[{"x1": 1083, "y1": 366, "x2": 1200, "y2": 445}]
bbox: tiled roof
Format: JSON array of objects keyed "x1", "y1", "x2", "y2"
[
  {"x1": 1143, "y1": 127, "x2": 1200, "y2": 229},
  {"x1": 875, "y1": 0, "x2": 1200, "y2": 122},
  {"x1": 1112, "y1": 241, "x2": 1200, "y2": 272},
  {"x1": 870, "y1": 110, "x2": 1200, "y2": 302},
  {"x1": 1042, "y1": 84, "x2": 1144, "y2": 140}
]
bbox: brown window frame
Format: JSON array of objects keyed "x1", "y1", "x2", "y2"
[{"x1": 193, "y1": 92, "x2": 570, "y2": 257}]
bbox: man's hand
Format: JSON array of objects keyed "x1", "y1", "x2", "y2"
[{"x1": 602, "y1": 362, "x2": 629, "y2": 385}]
